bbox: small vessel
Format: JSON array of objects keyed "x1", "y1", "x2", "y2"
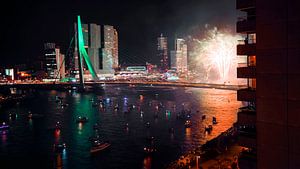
[
  {"x1": 205, "y1": 125, "x2": 213, "y2": 133},
  {"x1": 114, "y1": 104, "x2": 119, "y2": 111},
  {"x1": 143, "y1": 146, "x2": 157, "y2": 155},
  {"x1": 55, "y1": 121, "x2": 62, "y2": 130},
  {"x1": 186, "y1": 113, "x2": 191, "y2": 119},
  {"x1": 90, "y1": 140, "x2": 111, "y2": 154},
  {"x1": 212, "y1": 116, "x2": 217, "y2": 124},
  {"x1": 184, "y1": 120, "x2": 191, "y2": 128},
  {"x1": 76, "y1": 116, "x2": 88, "y2": 123},
  {"x1": 0, "y1": 122, "x2": 9, "y2": 130},
  {"x1": 61, "y1": 103, "x2": 68, "y2": 108},
  {"x1": 53, "y1": 143, "x2": 66, "y2": 153},
  {"x1": 89, "y1": 135, "x2": 101, "y2": 142},
  {"x1": 9, "y1": 113, "x2": 17, "y2": 119},
  {"x1": 143, "y1": 136, "x2": 157, "y2": 155},
  {"x1": 145, "y1": 122, "x2": 150, "y2": 128}
]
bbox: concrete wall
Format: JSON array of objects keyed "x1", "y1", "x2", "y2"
[{"x1": 256, "y1": 0, "x2": 300, "y2": 168}]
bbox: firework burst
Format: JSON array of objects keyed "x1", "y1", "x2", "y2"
[{"x1": 190, "y1": 26, "x2": 244, "y2": 84}]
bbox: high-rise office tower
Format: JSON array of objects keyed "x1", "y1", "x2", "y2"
[
  {"x1": 170, "y1": 38, "x2": 188, "y2": 73},
  {"x1": 236, "y1": 0, "x2": 300, "y2": 168},
  {"x1": 44, "y1": 43, "x2": 57, "y2": 79},
  {"x1": 101, "y1": 25, "x2": 118, "y2": 74},
  {"x1": 58, "y1": 53, "x2": 65, "y2": 79},
  {"x1": 157, "y1": 34, "x2": 168, "y2": 72},
  {"x1": 74, "y1": 23, "x2": 118, "y2": 77},
  {"x1": 44, "y1": 43, "x2": 65, "y2": 79}
]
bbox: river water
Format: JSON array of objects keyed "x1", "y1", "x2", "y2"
[{"x1": 0, "y1": 84, "x2": 241, "y2": 169}]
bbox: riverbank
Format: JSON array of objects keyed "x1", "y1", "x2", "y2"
[{"x1": 166, "y1": 127, "x2": 242, "y2": 169}]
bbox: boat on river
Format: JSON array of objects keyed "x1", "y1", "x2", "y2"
[
  {"x1": 0, "y1": 122, "x2": 9, "y2": 130},
  {"x1": 90, "y1": 140, "x2": 111, "y2": 154},
  {"x1": 76, "y1": 116, "x2": 88, "y2": 123}
]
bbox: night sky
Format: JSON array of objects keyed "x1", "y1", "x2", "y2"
[{"x1": 1, "y1": 0, "x2": 236, "y2": 67}]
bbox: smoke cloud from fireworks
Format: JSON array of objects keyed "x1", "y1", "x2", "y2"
[{"x1": 189, "y1": 26, "x2": 245, "y2": 85}]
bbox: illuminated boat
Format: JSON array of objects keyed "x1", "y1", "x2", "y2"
[
  {"x1": 53, "y1": 143, "x2": 66, "y2": 153},
  {"x1": 184, "y1": 120, "x2": 191, "y2": 128},
  {"x1": 9, "y1": 113, "x2": 17, "y2": 119},
  {"x1": 61, "y1": 103, "x2": 68, "y2": 108},
  {"x1": 76, "y1": 116, "x2": 88, "y2": 123},
  {"x1": 90, "y1": 141, "x2": 111, "y2": 154},
  {"x1": 89, "y1": 135, "x2": 101, "y2": 142},
  {"x1": 114, "y1": 104, "x2": 119, "y2": 111},
  {"x1": 55, "y1": 121, "x2": 62, "y2": 130},
  {"x1": 212, "y1": 116, "x2": 217, "y2": 124},
  {"x1": 143, "y1": 146, "x2": 157, "y2": 155},
  {"x1": 145, "y1": 122, "x2": 150, "y2": 128},
  {"x1": 0, "y1": 122, "x2": 9, "y2": 130},
  {"x1": 92, "y1": 102, "x2": 99, "y2": 107},
  {"x1": 205, "y1": 125, "x2": 213, "y2": 133},
  {"x1": 143, "y1": 136, "x2": 157, "y2": 155}
]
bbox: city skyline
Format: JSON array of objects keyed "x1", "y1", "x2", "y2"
[
  {"x1": 1, "y1": 0, "x2": 300, "y2": 169},
  {"x1": 1, "y1": 0, "x2": 236, "y2": 67},
  {"x1": 74, "y1": 22, "x2": 118, "y2": 77}
]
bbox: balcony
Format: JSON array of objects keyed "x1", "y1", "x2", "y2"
[
  {"x1": 236, "y1": 0, "x2": 255, "y2": 11},
  {"x1": 237, "y1": 66, "x2": 256, "y2": 78},
  {"x1": 238, "y1": 135, "x2": 256, "y2": 148},
  {"x1": 237, "y1": 19, "x2": 255, "y2": 33},
  {"x1": 237, "y1": 88, "x2": 256, "y2": 102},
  {"x1": 237, "y1": 107, "x2": 256, "y2": 126},
  {"x1": 237, "y1": 43, "x2": 256, "y2": 56}
]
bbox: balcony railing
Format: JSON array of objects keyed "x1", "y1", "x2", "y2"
[
  {"x1": 237, "y1": 108, "x2": 256, "y2": 126},
  {"x1": 238, "y1": 135, "x2": 256, "y2": 148},
  {"x1": 237, "y1": 66, "x2": 256, "y2": 78},
  {"x1": 237, "y1": 88, "x2": 256, "y2": 101},
  {"x1": 237, "y1": 19, "x2": 256, "y2": 33},
  {"x1": 237, "y1": 43, "x2": 256, "y2": 56},
  {"x1": 238, "y1": 128, "x2": 256, "y2": 148},
  {"x1": 236, "y1": 0, "x2": 255, "y2": 10}
]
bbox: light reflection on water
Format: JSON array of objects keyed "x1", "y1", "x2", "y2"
[{"x1": 0, "y1": 85, "x2": 241, "y2": 169}]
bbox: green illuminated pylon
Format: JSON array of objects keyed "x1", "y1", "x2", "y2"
[{"x1": 77, "y1": 15, "x2": 98, "y2": 80}]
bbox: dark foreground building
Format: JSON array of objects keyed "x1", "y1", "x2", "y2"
[{"x1": 236, "y1": 0, "x2": 300, "y2": 169}]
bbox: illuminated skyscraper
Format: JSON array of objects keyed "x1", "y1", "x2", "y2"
[
  {"x1": 44, "y1": 43, "x2": 65, "y2": 79},
  {"x1": 170, "y1": 38, "x2": 188, "y2": 73},
  {"x1": 157, "y1": 34, "x2": 168, "y2": 72},
  {"x1": 101, "y1": 25, "x2": 118, "y2": 74},
  {"x1": 74, "y1": 23, "x2": 118, "y2": 77}
]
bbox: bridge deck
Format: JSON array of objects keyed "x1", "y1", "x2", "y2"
[{"x1": 0, "y1": 81, "x2": 246, "y2": 91}]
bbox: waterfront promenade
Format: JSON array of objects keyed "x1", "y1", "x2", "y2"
[{"x1": 167, "y1": 127, "x2": 242, "y2": 169}]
